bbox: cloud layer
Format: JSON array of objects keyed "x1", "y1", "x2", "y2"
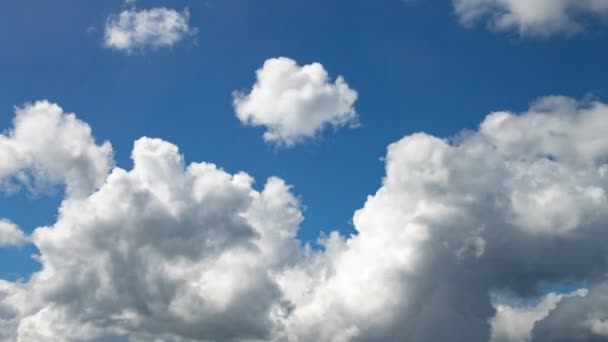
[
  {"x1": 104, "y1": 7, "x2": 196, "y2": 52},
  {"x1": 233, "y1": 57, "x2": 359, "y2": 147},
  {"x1": 1, "y1": 97, "x2": 608, "y2": 341},
  {"x1": 453, "y1": 0, "x2": 608, "y2": 36}
]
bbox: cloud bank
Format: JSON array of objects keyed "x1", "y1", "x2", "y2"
[
  {"x1": 1, "y1": 97, "x2": 608, "y2": 341},
  {"x1": 453, "y1": 0, "x2": 608, "y2": 36},
  {"x1": 233, "y1": 57, "x2": 359, "y2": 147},
  {"x1": 104, "y1": 7, "x2": 196, "y2": 52}
]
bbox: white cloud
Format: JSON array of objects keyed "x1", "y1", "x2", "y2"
[
  {"x1": 104, "y1": 7, "x2": 196, "y2": 52},
  {"x1": 274, "y1": 95, "x2": 608, "y2": 341},
  {"x1": 233, "y1": 57, "x2": 359, "y2": 147},
  {"x1": 1, "y1": 97, "x2": 608, "y2": 341},
  {"x1": 0, "y1": 220, "x2": 28, "y2": 247},
  {"x1": 453, "y1": 0, "x2": 608, "y2": 36},
  {"x1": 490, "y1": 289, "x2": 587, "y2": 342},
  {"x1": 0, "y1": 101, "x2": 113, "y2": 198},
  {"x1": 0, "y1": 104, "x2": 304, "y2": 340}
]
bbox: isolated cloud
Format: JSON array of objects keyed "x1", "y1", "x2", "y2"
[
  {"x1": 1, "y1": 97, "x2": 608, "y2": 341},
  {"x1": 233, "y1": 57, "x2": 359, "y2": 146},
  {"x1": 0, "y1": 220, "x2": 28, "y2": 247},
  {"x1": 0, "y1": 101, "x2": 113, "y2": 198},
  {"x1": 104, "y1": 7, "x2": 196, "y2": 52},
  {"x1": 453, "y1": 0, "x2": 608, "y2": 36}
]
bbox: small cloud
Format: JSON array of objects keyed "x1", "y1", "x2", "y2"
[
  {"x1": 0, "y1": 219, "x2": 29, "y2": 247},
  {"x1": 85, "y1": 26, "x2": 97, "y2": 36},
  {"x1": 453, "y1": 0, "x2": 608, "y2": 37},
  {"x1": 233, "y1": 57, "x2": 359, "y2": 147},
  {"x1": 104, "y1": 7, "x2": 197, "y2": 53}
]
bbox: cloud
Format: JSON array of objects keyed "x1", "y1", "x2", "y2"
[
  {"x1": 589, "y1": 318, "x2": 608, "y2": 336},
  {"x1": 0, "y1": 220, "x2": 28, "y2": 247},
  {"x1": 490, "y1": 289, "x2": 587, "y2": 342},
  {"x1": 1, "y1": 97, "x2": 608, "y2": 341},
  {"x1": 0, "y1": 102, "x2": 304, "y2": 340},
  {"x1": 104, "y1": 7, "x2": 196, "y2": 52},
  {"x1": 0, "y1": 101, "x2": 113, "y2": 198},
  {"x1": 453, "y1": 0, "x2": 608, "y2": 36},
  {"x1": 274, "y1": 95, "x2": 608, "y2": 341},
  {"x1": 233, "y1": 57, "x2": 359, "y2": 147},
  {"x1": 530, "y1": 282, "x2": 608, "y2": 341}
]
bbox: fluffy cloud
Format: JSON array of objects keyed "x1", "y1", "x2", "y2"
[
  {"x1": 104, "y1": 7, "x2": 196, "y2": 52},
  {"x1": 233, "y1": 57, "x2": 359, "y2": 147},
  {"x1": 275, "y1": 95, "x2": 608, "y2": 341},
  {"x1": 1, "y1": 97, "x2": 608, "y2": 341},
  {"x1": 0, "y1": 220, "x2": 28, "y2": 247},
  {"x1": 0, "y1": 107, "x2": 304, "y2": 341},
  {"x1": 453, "y1": 0, "x2": 608, "y2": 36},
  {"x1": 0, "y1": 101, "x2": 113, "y2": 198},
  {"x1": 530, "y1": 282, "x2": 608, "y2": 341},
  {"x1": 490, "y1": 289, "x2": 587, "y2": 342}
]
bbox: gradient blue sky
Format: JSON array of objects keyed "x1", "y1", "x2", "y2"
[{"x1": 1, "y1": 0, "x2": 607, "y2": 280}]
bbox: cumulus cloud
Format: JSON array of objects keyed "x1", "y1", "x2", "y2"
[
  {"x1": 453, "y1": 0, "x2": 608, "y2": 36},
  {"x1": 490, "y1": 289, "x2": 587, "y2": 342},
  {"x1": 0, "y1": 101, "x2": 113, "y2": 198},
  {"x1": 0, "y1": 101, "x2": 304, "y2": 340},
  {"x1": 0, "y1": 220, "x2": 28, "y2": 247},
  {"x1": 104, "y1": 7, "x2": 196, "y2": 52},
  {"x1": 530, "y1": 282, "x2": 608, "y2": 341},
  {"x1": 233, "y1": 57, "x2": 359, "y2": 147},
  {"x1": 1, "y1": 97, "x2": 608, "y2": 341},
  {"x1": 273, "y1": 95, "x2": 608, "y2": 341}
]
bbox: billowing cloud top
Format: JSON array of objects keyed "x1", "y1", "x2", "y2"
[
  {"x1": 233, "y1": 57, "x2": 359, "y2": 147},
  {"x1": 453, "y1": 0, "x2": 608, "y2": 36},
  {"x1": 0, "y1": 101, "x2": 113, "y2": 198},
  {"x1": 104, "y1": 7, "x2": 196, "y2": 52},
  {"x1": 1, "y1": 97, "x2": 608, "y2": 341}
]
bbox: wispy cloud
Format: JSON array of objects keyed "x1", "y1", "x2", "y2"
[{"x1": 453, "y1": 0, "x2": 608, "y2": 37}]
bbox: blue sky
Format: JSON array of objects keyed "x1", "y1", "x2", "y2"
[
  {"x1": 1, "y1": 1, "x2": 608, "y2": 340},
  {"x1": 2, "y1": 0, "x2": 607, "y2": 280}
]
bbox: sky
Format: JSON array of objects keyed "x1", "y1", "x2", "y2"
[{"x1": 1, "y1": 0, "x2": 608, "y2": 341}]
